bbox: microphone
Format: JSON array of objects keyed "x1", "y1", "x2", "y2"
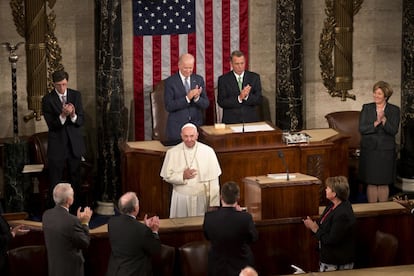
[
  {"x1": 277, "y1": 150, "x2": 289, "y2": 181},
  {"x1": 241, "y1": 105, "x2": 245, "y2": 133}
]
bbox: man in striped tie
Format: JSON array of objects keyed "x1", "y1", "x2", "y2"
[
  {"x1": 217, "y1": 50, "x2": 263, "y2": 124},
  {"x1": 164, "y1": 53, "x2": 210, "y2": 145}
]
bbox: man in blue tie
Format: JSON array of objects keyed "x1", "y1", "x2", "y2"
[
  {"x1": 164, "y1": 53, "x2": 210, "y2": 145},
  {"x1": 217, "y1": 50, "x2": 263, "y2": 124}
]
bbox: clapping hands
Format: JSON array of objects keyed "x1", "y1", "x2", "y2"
[
  {"x1": 62, "y1": 103, "x2": 76, "y2": 118},
  {"x1": 393, "y1": 195, "x2": 414, "y2": 209},
  {"x1": 239, "y1": 84, "x2": 251, "y2": 100},
  {"x1": 187, "y1": 85, "x2": 203, "y2": 100},
  {"x1": 144, "y1": 214, "x2": 160, "y2": 232},
  {"x1": 77, "y1": 206, "x2": 93, "y2": 225}
]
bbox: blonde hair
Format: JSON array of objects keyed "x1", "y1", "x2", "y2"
[{"x1": 373, "y1": 81, "x2": 393, "y2": 101}]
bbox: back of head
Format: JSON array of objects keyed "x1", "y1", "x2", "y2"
[
  {"x1": 325, "y1": 176, "x2": 350, "y2": 201},
  {"x1": 239, "y1": 266, "x2": 258, "y2": 276},
  {"x1": 52, "y1": 70, "x2": 69, "y2": 83},
  {"x1": 118, "y1": 192, "x2": 139, "y2": 215},
  {"x1": 221, "y1": 181, "x2": 240, "y2": 205},
  {"x1": 53, "y1": 183, "x2": 74, "y2": 206}
]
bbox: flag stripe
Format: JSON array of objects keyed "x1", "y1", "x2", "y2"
[
  {"x1": 239, "y1": 1, "x2": 249, "y2": 67},
  {"x1": 204, "y1": 0, "x2": 215, "y2": 124},
  {"x1": 133, "y1": 0, "x2": 248, "y2": 140},
  {"x1": 153, "y1": 36, "x2": 162, "y2": 86},
  {"x1": 170, "y1": 35, "x2": 179, "y2": 75},
  {"x1": 222, "y1": 0, "x2": 231, "y2": 73},
  {"x1": 133, "y1": 36, "x2": 144, "y2": 138}
]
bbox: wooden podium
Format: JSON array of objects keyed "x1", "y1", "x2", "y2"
[
  {"x1": 243, "y1": 173, "x2": 321, "y2": 220},
  {"x1": 121, "y1": 126, "x2": 349, "y2": 218}
]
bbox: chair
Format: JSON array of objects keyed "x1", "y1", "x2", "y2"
[
  {"x1": 371, "y1": 230, "x2": 399, "y2": 267},
  {"x1": 179, "y1": 240, "x2": 210, "y2": 276},
  {"x1": 150, "y1": 80, "x2": 168, "y2": 143},
  {"x1": 152, "y1": 244, "x2": 176, "y2": 276},
  {"x1": 7, "y1": 245, "x2": 48, "y2": 276},
  {"x1": 325, "y1": 111, "x2": 361, "y2": 199},
  {"x1": 28, "y1": 132, "x2": 94, "y2": 212},
  {"x1": 325, "y1": 111, "x2": 361, "y2": 157}
]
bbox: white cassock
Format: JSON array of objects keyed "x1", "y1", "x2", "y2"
[{"x1": 160, "y1": 141, "x2": 222, "y2": 218}]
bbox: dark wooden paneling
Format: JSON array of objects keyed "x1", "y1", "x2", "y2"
[
  {"x1": 7, "y1": 205, "x2": 414, "y2": 276},
  {"x1": 121, "y1": 132, "x2": 350, "y2": 219}
]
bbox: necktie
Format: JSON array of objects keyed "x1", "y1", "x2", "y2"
[
  {"x1": 184, "y1": 77, "x2": 190, "y2": 92},
  {"x1": 61, "y1": 95, "x2": 66, "y2": 104},
  {"x1": 238, "y1": 76, "x2": 243, "y2": 91}
]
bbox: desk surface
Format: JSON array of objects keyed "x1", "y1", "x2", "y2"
[
  {"x1": 9, "y1": 202, "x2": 406, "y2": 235},
  {"x1": 282, "y1": 264, "x2": 414, "y2": 276},
  {"x1": 245, "y1": 173, "x2": 320, "y2": 186},
  {"x1": 200, "y1": 121, "x2": 276, "y2": 135},
  {"x1": 126, "y1": 140, "x2": 167, "y2": 152}
]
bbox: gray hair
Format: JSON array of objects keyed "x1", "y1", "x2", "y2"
[
  {"x1": 118, "y1": 192, "x2": 139, "y2": 215},
  {"x1": 53, "y1": 183, "x2": 74, "y2": 206}
]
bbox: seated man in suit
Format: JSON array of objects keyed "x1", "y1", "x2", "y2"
[
  {"x1": 164, "y1": 53, "x2": 210, "y2": 145},
  {"x1": 0, "y1": 205, "x2": 29, "y2": 275},
  {"x1": 203, "y1": 181, "x2": 258, "y2": 276},
  {"x1": 106, "y1": 192, "x2": 161, "y2": 276},
  {"x1": 42, "y1": 183, "x2": 92, "y2": 276},
  {"x1": 217, "y1": 50, "x2": 263, "y2": 124}
]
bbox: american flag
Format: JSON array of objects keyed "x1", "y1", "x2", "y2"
[{"x1": 133, "y1": 0, "x2": 249, "y2": 140}]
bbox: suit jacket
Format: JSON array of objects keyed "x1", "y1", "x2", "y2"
[
  {"x1": 42, "y1": 206, "x2": 90, "y2": 276},
  {"x1": 164, "y1": 73, "x2": 209, "y2": 144},
  {"x1": 106, "y1": 214, "x2": 161, "y2": 276},
  {"x1": 358, "y1": 102, "x2": 400, "y2": 184},
  {"x1": 42, "y1": 88, "x2": 85, "y2": 160},
  {"x1": 203, "y1": 207, "x2": 258, "y2": 276},
  {"x1": 315, "y1": 200, "x2": 356, "y2": 265},
  {"x1": 0, "y1": 215, "x2": 12, "y2": 275},
  {"x1": 217, "y1": 70, "x2": 262, "y2": 124}
]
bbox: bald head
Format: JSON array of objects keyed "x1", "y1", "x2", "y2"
[
  {"x1": 118, "y1": 192, "x2": 139, "y2": 215},
  {"x1": 178, "y1": 53, "x2": 195, "y2": 77}
]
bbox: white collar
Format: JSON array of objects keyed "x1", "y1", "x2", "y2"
[
  {"x1": 55, "y1": 89, "x2": 67, "y2": 97},
  {"x1": 233, "y1": 71, "x2": 245, "y2": 79}
]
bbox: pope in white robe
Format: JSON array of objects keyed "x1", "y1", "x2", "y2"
[{"x1": 160, "y1": 123, "x2": 222, "y2": 218}]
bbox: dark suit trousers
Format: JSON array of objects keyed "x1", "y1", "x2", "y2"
[{"x1": 48, "y1": 155, "x2": 81, "y2": 210}]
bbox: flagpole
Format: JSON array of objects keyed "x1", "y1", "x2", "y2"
[{"x1": 1, "y1": 42, "x2": 24, "y2": 143}]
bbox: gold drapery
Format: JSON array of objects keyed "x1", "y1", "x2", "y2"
[
  {"x1": 319, "y1": 0, "x2": 363, "y2": 101},
  {"x1": 10, "y1": 0, "x2": 63, "y2": 121}
]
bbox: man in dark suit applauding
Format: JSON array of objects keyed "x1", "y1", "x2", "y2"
[
  {"x1": 42, "y1": 183, "x2": 93, "y2": 276},
  {"x1": 203, "y1": 181, "x2": 258, "y2": 276},
  {"x1": 217, "y1": 50, "x2": 262, "y2": 124},
  {"x1": 106, "y1": 192, "x2": 161, "y2": 276},
  {"x1": 164, "y1": 53, "x2": 210, "y2": 145},
  {"x1": 42, "y1": 70, "x2": 86, "y2": 209}
]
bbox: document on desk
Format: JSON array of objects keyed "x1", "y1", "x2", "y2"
[
  {"x1": 22, "y1": 164, "x2": 44, "y2": 173},
  {"x1": 267, "y1": 173, "x2": 296, "y2": 180},
  {"x1": 230, "y1": 123, "x2": 274, "y2": 133}
]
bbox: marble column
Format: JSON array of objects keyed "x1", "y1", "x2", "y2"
[
  {"x1": 95, "y1": 0, "x2": 127, "y2": 203},
  {"x1": 4, "y1": 141, "x2": 30, "y2": 212},
  {"x1": 276, "y1": 0, "x2": 303, "y2": 131},
  {"x1": 399, "y1": 0, "x2": 414, "y2": 179}
]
